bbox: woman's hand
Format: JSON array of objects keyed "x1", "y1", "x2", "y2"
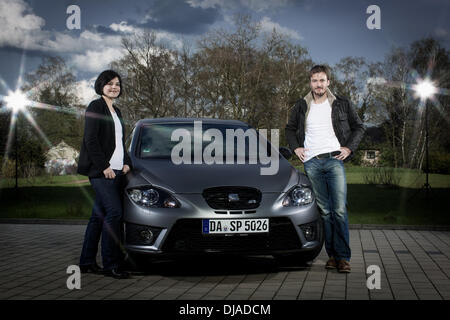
[
  {"x1": 103, "y1": 167, "x2": 116, "y2": 179},
  {"x1": 294, "y1": 147, "x2": 308, "y2": 162},
  {"x1": 122, "y1": 164, "x2": 130, "y2": 174}
]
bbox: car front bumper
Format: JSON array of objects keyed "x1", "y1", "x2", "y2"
[{"x1": 123, "y1": 191, "x2": 323, "y2": 256}]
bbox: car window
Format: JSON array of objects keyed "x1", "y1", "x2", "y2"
[
  {"x1": 138, "y1": 123, "x2": 264, "y2": 160},
  {"x1": 126, "y1": 126, "x2": 136, "y2": 153}
]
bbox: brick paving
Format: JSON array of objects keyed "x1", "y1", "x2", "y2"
[{"x1": 0, "y1": 224, "x2": 449, "y2": 300}]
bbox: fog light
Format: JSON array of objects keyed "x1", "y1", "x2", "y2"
[
  {"x1": 300, "y1": 224, "x2": 316, "y2": 241},
  {"x1": 304, "y1": 227, "x2": 313, "y2": 238},
  {"x1": 140, "y1": 229, "x2": 154, "y2": 244}
]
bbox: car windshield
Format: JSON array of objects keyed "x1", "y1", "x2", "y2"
[{"x1": 138, "y1": 122, "x2": 270, "y2": 160}]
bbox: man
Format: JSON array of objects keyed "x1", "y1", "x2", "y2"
[{"x1": 285, "y1": 65, "x2": 365, "y2": 273}]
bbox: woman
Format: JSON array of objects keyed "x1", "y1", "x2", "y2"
[{"x1": 77, "y1": 70, "x2": 131, "y2": 279}]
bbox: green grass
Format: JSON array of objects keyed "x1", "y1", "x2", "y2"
[
  {"x1": 294, "y1": 164, "x2": 450, "y2": 225},
  {"x1": 294, "y1": 164, "x2": 450, "y2": 189},
  {"x1": 345, "y1": 166, "x2": 450, "y2": 188},
  {"x1": 0, "y1": 169, "x2": 449, "y2": 225},
  {"x1": 0, "y1": 186, "x2": 94, "y2": 219},
  {"x1": 0, "y1": 174, "x2": 89, "y2": 188},
  {"x1": 347, "y1": 185, "x2": 450, "y2": 225}
]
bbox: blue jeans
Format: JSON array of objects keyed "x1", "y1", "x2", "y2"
[
  {"x1": 79, "y1": 170, "x2": 124, "y2": 270},
  {"x1": 304, "y1": 157, "x2": 351, "y2": 261}
]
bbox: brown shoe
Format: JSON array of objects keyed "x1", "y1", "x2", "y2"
[
  {"x1": 338, "y1": 260, "x2": 351, "y2": 273},
  {"x1": 325, "y1": 257, "x2": 337, "y2": 269}
]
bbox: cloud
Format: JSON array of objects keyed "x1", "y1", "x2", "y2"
[
  {"x1": 110, "y1": 21, "x2": 137, "y2": 34},
  {"x1": 109, "y1": 21, "x2": 184, "y2": 49},
  {"x1": 72, "y1": 47, "x2": 125, "y2": 73},
  {"x1": 75, "y1": 78, "x2": 97, "y2": 105},
  {"x1": 259, "y1": 16, "x2": 302, "y2": 40},
  {"x1": 187, "y1": 0, "x2": 291, "y2": 11},
  {"x1": 434, "y1": 27, "x2": 448, "y2": 38},
  {"x1": 185, "y1": 0, "x2": 222, "y2": 9},
  {"x1": 0, "y1": 0, "x2": 184, "y2": 76},
  {"x1": 0, "y1": 0, "x2": 46, "y2": 49},
  {"x1": 72, "y1": 23, "x2": 183, "y2": 72},
  {"x1": 0, "y1": 0, "x2": 120, "y2": 54},
  {"x1": 140, "y1": 0, "x2": 222, "y2": 34},
  {"x1": 240, "y1": 0, "x2": 291, "y2": 11}
]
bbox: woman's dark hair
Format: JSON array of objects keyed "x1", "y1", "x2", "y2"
[{"x1": 94, "y1": 70, "x2": 122, "y2": 97}]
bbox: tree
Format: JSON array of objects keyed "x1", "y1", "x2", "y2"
[
  {"x1": 110, "y1": 13, "x2": 312, "y2": 143},
  {"x1": 409, "y1": 38, "x2": 450, "y2": 169},
  {"x1": 262, "y1": 30, "x2": 312, "y2": 133},
  {"x1": 195, "y1": 15, "x2": 262, "y2": 122},
  {"x1": 365, "y1": 38, "x2": 450, "y2": 169},
  {"x1": 24, "y1": 56, "x2": 84, "y2": 150},
  {"x1": 193, "y1": 14, "x2": 311, "y2": 135},
  {"x1": 111, "y1": 31, "x2": 181, "y2": 126}
]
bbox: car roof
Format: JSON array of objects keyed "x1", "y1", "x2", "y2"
[{"x1": 136, "y1": 117, "x2": 249, "y2": 127}]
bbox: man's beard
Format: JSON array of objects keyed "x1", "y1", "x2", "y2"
[{"x1": 313, "y1": 88, "x2": 325, "y2": 97}]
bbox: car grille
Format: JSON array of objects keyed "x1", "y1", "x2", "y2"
[
  {"x1": 202, "y1": 186, "x2": 262, "y2": 209},
  {"x1": 161, "y1": 217, "x2": 301, "y2": 253},
  {"x1": 214, "y1": 210, "x2": 256, "y2": 215}
]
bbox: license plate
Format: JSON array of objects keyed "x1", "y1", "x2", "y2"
[{"x1": 202, "y1": 218, "x2": 269, "y2": 234}]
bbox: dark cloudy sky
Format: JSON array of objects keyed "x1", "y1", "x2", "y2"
[{"x1": 0, "y1": 0, "x2": 449, "y2": 102}]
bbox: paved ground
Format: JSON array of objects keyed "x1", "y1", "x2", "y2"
[{"x1": 0, "y1": 224, "x2": 449, "y2": 300}]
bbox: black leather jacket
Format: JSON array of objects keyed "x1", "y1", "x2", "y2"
[{"x1": 285, "y1": 92, "x2": 365, "y2": 160}]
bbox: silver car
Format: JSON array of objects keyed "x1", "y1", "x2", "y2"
[{"x1": 122, "y1": 118, "x2": 324, "y2": 267}]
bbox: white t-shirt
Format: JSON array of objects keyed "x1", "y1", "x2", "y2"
[
  {"x1": 109, "y1": 111, "x2": 124, "y2": 170},
  {"x1": 303, "y1": 99, "x2": 341, "y2": 162}
]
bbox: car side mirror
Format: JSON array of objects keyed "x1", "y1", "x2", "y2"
[{"x1": 279, "y1": 147, "x2": 293, "y2": 159}]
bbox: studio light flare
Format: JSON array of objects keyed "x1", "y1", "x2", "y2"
[
  {"x1": 413, "y1": 78, "x2": 437, "y2": 101},
  {"x1": 3, "y1": 89, "x2": 30, "y2": 113}
]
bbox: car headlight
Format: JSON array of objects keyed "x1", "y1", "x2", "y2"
[
  {"x1": 127, "y1": 187, "x2": 180, "y2": 208},
  {"x1": 282, "y1": 186, "x2": 314, "y2": 207}
]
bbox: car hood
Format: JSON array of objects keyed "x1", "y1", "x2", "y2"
[{"x1": 131, "y1": 158, "x2": 300, "y2": 194}]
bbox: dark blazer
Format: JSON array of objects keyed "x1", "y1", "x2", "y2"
[{"x1": 77, "y1": 97, "x2": 132, "y2": 178}]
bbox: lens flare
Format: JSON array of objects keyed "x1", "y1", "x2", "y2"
[
  {"x1": 413, "y1": 78, "x2": 437, "y2": 101},
  {"x1": 4, "y1": 89, "x2": 30, "y2": 113}
]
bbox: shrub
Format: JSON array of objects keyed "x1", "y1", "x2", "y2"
[
  {"x1": 0, "y1": 158, "x2": 16, "y2": 179},
  {"x1": 66, "y1": 201, "x2": 84, "y2": 217},
  {"x1": 363, "y1": 167, "x2": 400, "y2": 187},
  {"x1": 428, "y1": 152, "x2": 450, "y2": 174},
  {"x1": 378, "y1": 144, "x2": 395, "y2": 167},
  {"x1": 350, "y1": 150, "x2": 363, "y2": 166}
]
